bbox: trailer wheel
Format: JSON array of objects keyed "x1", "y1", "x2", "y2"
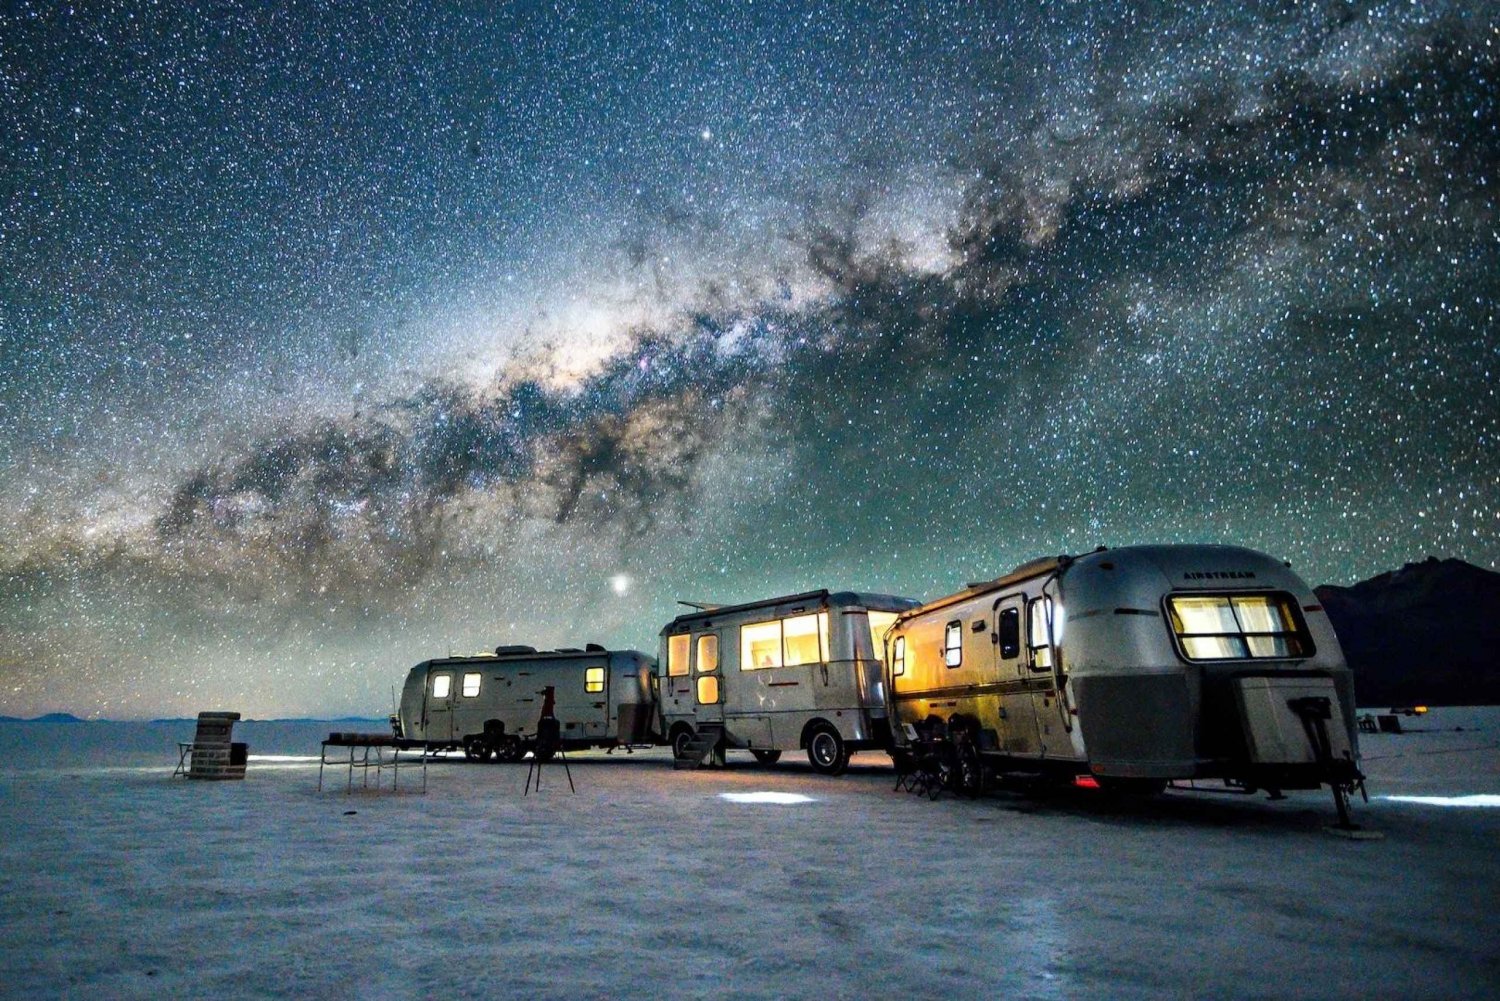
[
  {"x1": 751, "y1": 749, "x2": 782, "y2": 766},
  {"x1": 671, "y1": 727, "x2": 695, "y2": 760},
  {"x1": 463, "y1": 737, "x2": 493, "y2": 762},
  {"x1": 807, "y1": 726, "x2": 848, "y2": 776},
  {"x1": 500, "y1": 739, "x2": 526, "y2": 763}
]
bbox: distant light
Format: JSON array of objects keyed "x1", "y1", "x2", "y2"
[
  {"x1": 719, "y1": 791, "x2": 814, "y2": 805},
  {"x1": 1380, "y1": 794, "x2": 1500, "y2": 808},
  {"x1": 700, "y1": 128, "x2": 713, "y2": 141},
  {"x1": 611, "y1": 574, "x2": 631, "y2": 595}
]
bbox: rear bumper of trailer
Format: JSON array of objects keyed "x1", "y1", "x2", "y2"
[{"x1": 1074, "y1": 670, "x2": 1360, "y2": 787}]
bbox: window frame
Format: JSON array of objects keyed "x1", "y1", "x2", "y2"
[
  {"x1": 696, "y1": 674, "x2": 720, "y2": 705},
  {"x1": 696, "y1": 633, "x2": 719, "y2": 674},
  {"x1": 667, "y1": 633, "x2": 691, "y2": 677},
  {"x1": 431, "y1": 673, "x2": 452, "y2": 699},
  {"x1": 997, "y1": 606, "x2": 1021, "y2": 660},
  {"x1": 740, "y1": 619, "x2": 784, "y2": 671},
  {"x1": 1164, "y1": 590, "x2": 1314, "y2": 662},
  {"x1": 461, "y1": 672, "x2": 482, "y2": 698},
  {"x1": 584, "y1": 666, "x2": 605, "y2": 693},
  {"x1": 740, "y1": 612, "x2": 830, "y2": 671},
  {"x1": 943, "y1": 620, "x2": 963, "y2": 668},
  {"x1": 892, "y1": 634, "x2": 906, "y2": 677},
  {"x1": 1028, "y1": 597, "x2": 1055, "y2": 672}
]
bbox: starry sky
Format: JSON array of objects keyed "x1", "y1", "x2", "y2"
[{"x1": 2, "y1": 1, "x2": 1496, "y2": 718}]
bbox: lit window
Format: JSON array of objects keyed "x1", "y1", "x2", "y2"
[
  {"x1": 668, "y1": 634, "x2": 690, "y2": 677},
  {"x1": 462, "y1": 673, "x2": 481, "y2": 697},
  {"x1": 783, "y1": 613, "x2": 823, "y2": 666},
  {"x1": 431, "y1": 674, "x2": 451, "y2": 699},
  {"x1": 998, "y1": 606, "x2": 1021, "y2": 660},
  {"x1": 697, "y1": 675, "x2": 720, "y2": 704},
  {"x1": 1167, "y1": 593, "x2": 1311, "y2": 660},
  {"x1": 697, "y1": 634, "x2": 719, "y2": 673},
  {"x1": 742, "y1": 613, "x2": 831, "y2": 670},
  {"x1": 1029, "y1": 598, "x2": 1054, "y2": 670},
  {"x1": 584, "y1": 666, "x2": 604, "y2": 693},
  {"x1": 944, "y1": 621, "x2": 962, "y2": 668},
  {"x1": 893, "y1": 635, "x2": 906, "y2": 677},
  {"x1": 867, "y1": 611, "x2": 899, "y2": 664},
  {"x1": 741, "y1": 620, "x2": 783, "y2": 670}
]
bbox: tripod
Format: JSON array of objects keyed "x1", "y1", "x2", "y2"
[{"x1": 524, "y1": 687, "x2": 574, "y2": 795}]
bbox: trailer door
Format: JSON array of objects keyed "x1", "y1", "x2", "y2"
[
  {"x1": 694, "y1": 632, "x2": 724, "y2": 727},
  {"x1": 426, "y1": 671, "x2": 456, "y2": 744},
  {"x1": 996, "y1": 598, "x2": 1040, "y2": 755},
  {"x1": 582, "y1": 660, "x2": 609, "y2": 737}
]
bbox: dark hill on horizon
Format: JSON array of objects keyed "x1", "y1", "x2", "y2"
[{"x1": 1317, "y1": 557, "x2": 1500, "y2": 708}]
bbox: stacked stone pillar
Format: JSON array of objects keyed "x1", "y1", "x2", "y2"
[{"x1": 186, "y1": 711, "x2": 248, "y2": 780}]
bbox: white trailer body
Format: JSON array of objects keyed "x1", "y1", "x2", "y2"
[
  {"x1": 659, "y1": 590, "x2": 920, "y2": 774},
  {"x1": 887, "y1": 545, "x2": 1361, "y2": 795},
  {"x1": 396, "y1": 646, "x2": 657, "y2": 760}
]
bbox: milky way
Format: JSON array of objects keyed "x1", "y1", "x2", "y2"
[{"x1": 2, "y1": 2, "x2": 1496, "y2": 717}]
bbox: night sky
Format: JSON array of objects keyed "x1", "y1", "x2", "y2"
[{"x1": 2, "y1": 2, "x2": 1496, "y2": 718}]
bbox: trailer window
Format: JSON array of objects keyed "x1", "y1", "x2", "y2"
[
  {"x1": 668, "y1": 634, "x2": 690, "y2": 677},
  {"x1": 742, "y1": 620, "x2": 783, "y2": 669},
  {"x1": 1029, "y1": 598, "x2": 1054, "y2": 669},
  {"x1": 944, "y1": 621, "x2": 962, "y2": 668},
  {"x1": 584, "y1": 667, "x2": 604, "y2": 693},
  {"x1": 696, "y1": 634, "x2": 719, "y2": 673},
  {"x1": 783, "y1": 613, "x2": 825, "y2": 667},
  {"x1": 867, "y1": 611, "x2": 899, "y2": 664},
  {"x1": 697, "y1": 675, "x2": 720, "y2": 704},
  {"x1": 462, "y1": 673, "x2": 482, "y2": 697},
  {"x1": 431, "y1": 674, "x2": 451, "y2": 699},
  {"x1": 1167, "y1": 593, "x2": 1311, "y2": 660},
  {"x1": 998, "y1": 607, "x2": 1021, "y2": 660},
  {"x1": 892, "y1": 635, "x2": 906, "y2": 677},
  {"x1": 741, "y1": 612, "x2": 831, "y2": 670}
]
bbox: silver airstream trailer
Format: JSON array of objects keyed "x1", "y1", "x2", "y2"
[
  {"x1": 395, "y1": 645, "x2": 658, "y2": 760},
  {"x1": 886, "y1": 545, "x2": 1363, "y2": 812},
  {"x1": 660, "y1": 590, "x2": 921, "y2": 774}
]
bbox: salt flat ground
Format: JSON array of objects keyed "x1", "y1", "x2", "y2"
[{"x1": 1, "y1": 709, "x2": 1496, "y2": 1001}]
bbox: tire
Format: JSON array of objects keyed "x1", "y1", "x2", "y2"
[
  {"x1": 751, "y1": 749, "x2": 782, "y2": 765},
  {"x1": 463, "y1": 737, "x2": 492, "y2": 762},
  {"x1": 671, "y1": 727, "x2": 695, "y2": 759},
  {"x1": 806, "y1": 726, "x2": 848, "y2": 776},
  {"x1": 500, "y1": 739, "x2": 526, "y2": 763}
]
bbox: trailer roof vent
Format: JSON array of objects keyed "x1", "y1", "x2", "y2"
[
  {"x1": 585, "y1": 643, "x2": 606, "y2": 652},
  {"x1": 495, "y1": 644, "x2": 537, "y2": 655}
]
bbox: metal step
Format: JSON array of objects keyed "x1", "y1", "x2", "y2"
[{"x1": 673, "y1": 724, "x2": 725, "y2": 769}]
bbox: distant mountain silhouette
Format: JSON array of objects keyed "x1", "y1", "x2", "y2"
[
  {"x1": 0, "y1": 712, "x2": 85, "y2": 723},
  {"x1": 1316, "y1": 557, "x2": 1500, "y2": 707}
]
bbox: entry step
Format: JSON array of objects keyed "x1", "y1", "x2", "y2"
[{"x1": 673, "y1": 724, "x2": 725, "y2": 769}]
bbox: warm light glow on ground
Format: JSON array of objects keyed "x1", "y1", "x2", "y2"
[{"x1": 718, "y1": 791, "x2": 815, "y2": 805}]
